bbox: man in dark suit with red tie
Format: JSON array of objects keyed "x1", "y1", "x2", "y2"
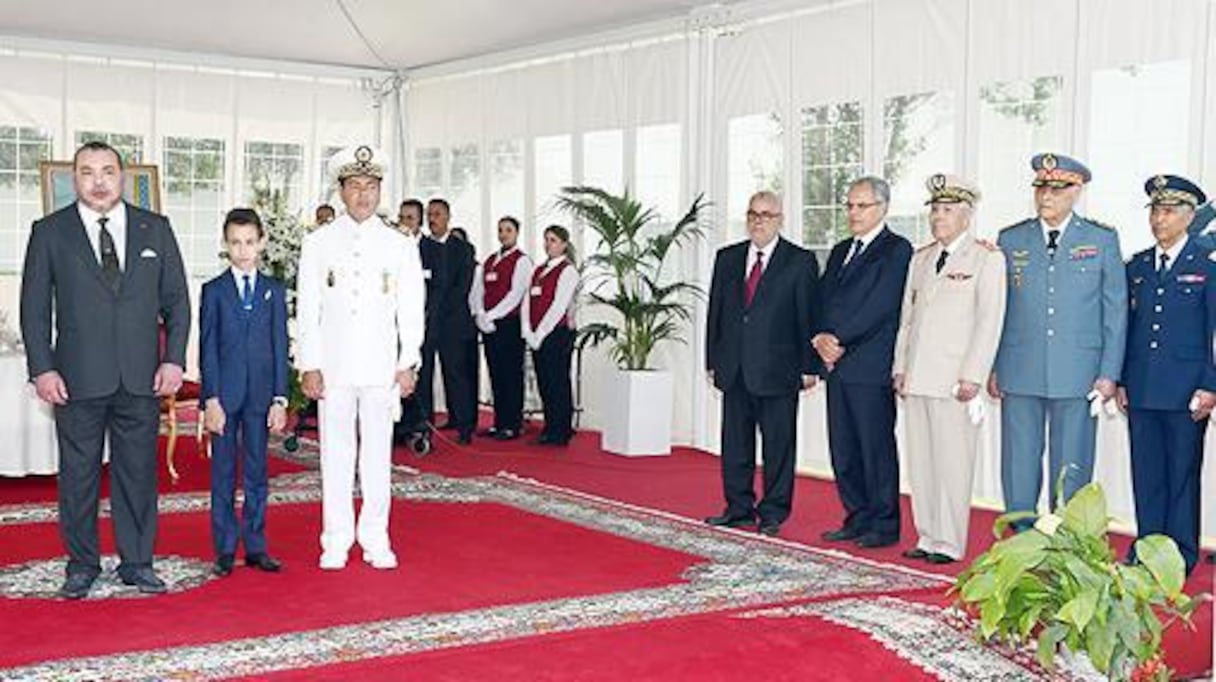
[
  {"x1": 20, "y1": 141, "x2": 190, "y2": 598},
  {"x1": 815, "y1": 176, "x2": 913, "y2": 549},
  {"x1": 704, "y1": 191, "x2": 821, "y2": 537}
]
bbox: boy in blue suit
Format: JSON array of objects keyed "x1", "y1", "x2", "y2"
[
  {"x1": 1118, "y1": 175, "x2": 1215, "y2": 574},
  {"x1": 200, "y1": 208, "x2": 289, "y2": 577}
]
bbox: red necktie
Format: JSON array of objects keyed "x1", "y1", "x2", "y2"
[{"x1": 745, "y1": 251, "x2": 764, "y2": 306}]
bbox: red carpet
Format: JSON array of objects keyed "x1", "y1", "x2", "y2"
[{"x1": 0, "y1": 416, "x2": 1209, "y2": 680}]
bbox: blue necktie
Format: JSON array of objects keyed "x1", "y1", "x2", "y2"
[{"x1": 242, "y1": 274, "x2": 253, "y2": 311}]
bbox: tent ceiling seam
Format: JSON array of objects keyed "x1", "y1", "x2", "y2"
[{"x1": 334, "y1": 0, "x2": 392, "y2": 69}]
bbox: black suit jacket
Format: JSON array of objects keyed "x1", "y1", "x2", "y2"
[
  {"x1": 20, "y1": 201, "x2": 191, "y2": 400},
  {"x1": 706, "y1": 237, "x2": 821, "y2": 396},
  {"x1": 819, "y1": 226, "x2": 912, "y2": 386},
  {"x1": 419, "y1": 235, "x2": 477, "y2": 344}
]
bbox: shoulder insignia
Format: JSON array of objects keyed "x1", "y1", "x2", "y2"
[
  {"x1": 974, "y1": 238, "x2": 999, "y2": 252},
  {"x1": 1081, "y1": 215, "x2": 1116, "y2": 231}
]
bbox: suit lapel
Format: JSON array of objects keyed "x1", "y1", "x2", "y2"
[
  {"x1": 749, "y1": 238, "x2": 785, "y2": 308},
  {"x1": 120, "y1": 204, "x2": 150, "y2": 294},
  {"x1": 65, "y1": 203, "x2": 112, "y2": 291},
  {"x1": 841, "y1": 227, "x2": 885, "y2": 283}
]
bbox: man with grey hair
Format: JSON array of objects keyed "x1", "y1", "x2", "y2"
[
  {"x1": 893, "y1": 174, "x2": 1006, "y2": 564},
  {"x1": 815, "y1": 176, "x2": 912, "y2": 549},
  {"x1": 705, "y1": 190, "x2": 822, "y2": 537}
]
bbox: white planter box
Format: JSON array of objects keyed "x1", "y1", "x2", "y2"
[{"x1": 600, "y1": 369, "x2": 674, "y2": 456}]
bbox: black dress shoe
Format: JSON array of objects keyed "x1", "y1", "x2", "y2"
[
  {"x1": 493, "y1": 428, "x2": 520, "y2": 441},
  {"x1": 119, "y1": 567, "x2": 168, "y2": 594},
  {"x1": 477, "y1": 427, "x2": 499, "y2": 438},
  {"x1": 758, "y1": 521, "x2": 781, "y2": 537},
  {"x1": 60, "y1": 572, "x2": 97, "y2": 600},
  {"x1": 926, "y1": 553, "x2": 956, "y2": 565},
  {"x1": 529, "y1": 434, "x2": 555, "y2": 446},
  {"x1": 704, "y1": 513, "x2": 756, "y2": 529},
  {"x1": 245, "y1": 553, "x2": 282, "y2": 572},
  {"x1": 901, "y1": 548, "x2": 929, "y2": 560},
  {"x1": 213, "y1": 554, "x2": 235, "y2": 577},
  {"x1": 856, "y1": 534, "x2": 899, "y2": 549},
  {"x1": 821, "y1": 528, "x2": 861, "y2": 542}
]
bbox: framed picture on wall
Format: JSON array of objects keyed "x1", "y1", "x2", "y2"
[{"x1": 39, "y1": 161, "x2": 162, "y2": 216}]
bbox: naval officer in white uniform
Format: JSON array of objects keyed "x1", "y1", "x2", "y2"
[{"x1": 296, "y1": 145, "x2": 426, "y2": 570}]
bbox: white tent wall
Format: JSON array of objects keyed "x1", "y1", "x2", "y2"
[
  {"x1": 0, "y1": 38, "x2": 392, "y2": 374},
  {"x1": 403, "y1": 0, "x2": 1216, "y2": 542}
]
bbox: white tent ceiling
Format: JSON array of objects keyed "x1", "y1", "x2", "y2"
[{"x1": 2, "y1": 0, "x2": 718, "y2": 70}]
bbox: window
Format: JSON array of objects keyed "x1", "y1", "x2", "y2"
[
  {"x1": 635, "y1": 124, "x2": 682, "y2": 224},
  {"x1": 581, "y1": 129, "x2": 624, "y2": 259},
  {"x1": 883, "y1": 91, "x2": 955, "y2": 244},
  {"x1": 977, "y1": 77, "x2": 1064, "y2": 233},
  {"x1": 414, "y1": 147, "x2": 443, "y2": 200},
  {"x1": 163, "y1": 136, "x2": 226, "y2": 276},
  {"x1": 1087, "y1": 60, "x2": 1191, "y2": 255},
  {"x1": 0, "y1": 126, "x2": 53, "y2": 272},
  {"x1": 801, "y1": 102, "x2": 864, "y2": 249},
  {"x1": 448, "y1": 143, "x2": 481, "y2": 245},
  {"x1": 244, "y1": 141, "x2": 304, "y2": 212},
  {"x1": 582, "y1": 129, "x2": 624, "y2": 193},
  {"x1": 488, "y1": 139, "x2": 525, "y2": 233},
  {"x1": 727, "y1": 114, "x2": 783, "y2": 241},
  {"x1": 316, "y1": 145, "x2": 343, "y2": 209},
  {"x1": 533, "y1": 134, "x2": 572, "y2": 254},
  {"x1": 74, "y1": 131, "x2": 144, "y2": 164}
]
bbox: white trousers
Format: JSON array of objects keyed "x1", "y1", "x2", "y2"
[
  {"x1": 903, "y1": 395, "x2": 979, "y2": 560},
  {"x1": 319, "y1": 385, "x2": 396, "y2": 556}
]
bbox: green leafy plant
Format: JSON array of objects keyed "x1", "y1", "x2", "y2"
[
  {"x1": 953, "y1": 481, "x2": 1204, "y2": 681},
  {"x1": 555, "y1": 186, "x2": 707, "y2": 371}
]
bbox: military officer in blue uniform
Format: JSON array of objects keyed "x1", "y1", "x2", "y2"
[
  {"x1": 1118, "y1": 175, "x2": 1215, "y2": 575},
  {"x1": 988, "y1": 153, "x2": 1127, "y2": 527}
]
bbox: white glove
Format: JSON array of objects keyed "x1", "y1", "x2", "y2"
[
  {"x1": 952, "y1": 383, "x2": 986, "y2": 425},
  {"x1": 1085, "y1": 390, "x2": 1120, "y2": 419}
]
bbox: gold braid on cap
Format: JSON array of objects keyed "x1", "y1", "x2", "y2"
[
  {"x1": 335, "y1": 145, "x2": 384, "y2": 180},
  {"x1": 1149, "y1": 188, "x2": 1199, "y2": 206}
]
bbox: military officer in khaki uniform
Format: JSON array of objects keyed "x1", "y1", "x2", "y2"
[
  {"x1": 297, "y1": 146, "x2": 426, "y2": 571},
  {"x1": 893, "y1": 174, "x2": 1006, "y2": 564}
]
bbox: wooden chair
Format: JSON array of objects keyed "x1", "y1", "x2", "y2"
[{"x1": 161, "y1": 379, "x2": 207, "y2": 483}]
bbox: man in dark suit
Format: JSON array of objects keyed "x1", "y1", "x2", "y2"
[
  {"x1": 705, "y1": 191, "x2": 821, "y2": 537},
  {"x1": 415, "y1": 198, "x2": 479, "y2": 444},
  {"x1": 199, "y1": 208, "x2": 289, "y2": 577},
  {"x1": 20, "y1": 141, "x2": 190, "y2": 598},
  {"x1": 815, "y1": 176, "x2": 913, "y2": 549}
]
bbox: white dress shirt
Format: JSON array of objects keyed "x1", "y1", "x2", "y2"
[{"x1": 78, "y1": 201, "x2": 128, "y2": 270}]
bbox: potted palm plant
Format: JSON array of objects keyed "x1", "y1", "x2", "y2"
[
  {"x1": 953, "y1": 481, "x2": 1203, "y2": 681},
  {"x1": 556, "y1": 186, "x2": 707, "y2": 456}
]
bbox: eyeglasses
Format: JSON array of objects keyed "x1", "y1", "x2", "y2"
[
  {"x1": 746, "y1": 210, "x2": 782, "y2": 222},
  {"x1": 844, "y1": 201, "x2": 884, "y2": 211}
]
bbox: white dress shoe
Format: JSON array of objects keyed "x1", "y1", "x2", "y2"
[
  {"x1": 362, "y1": 549, "x2": 398, "y2": 570},
  {"x1": 319, "y1": 552, "x2": 348, "y2": 570}
]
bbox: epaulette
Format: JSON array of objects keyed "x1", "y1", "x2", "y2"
[
  {"x1": 974, "y1": 237, "x2": 999, "y2": 252},
  {"x1": 998, "y1": 219, "x2": 1032, "y2": 233},
  {"x1": 1081, "y1": 215, "x2": 1116, "y2": 231}
]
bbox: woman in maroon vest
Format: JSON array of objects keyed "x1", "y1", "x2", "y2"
[
  {"x1": 522, "y1": 225, "x2": 580, "y2": 446},
  {"x1": 471, "y1": 217, "x2": 534, "y2": 440}
]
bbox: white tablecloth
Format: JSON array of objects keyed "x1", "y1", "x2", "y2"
[{"x1": 0, "y1": 354, "x2": 59, "y2": 476}]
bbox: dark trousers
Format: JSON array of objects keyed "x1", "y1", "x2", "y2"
[
  {"x1": 533, "y1": 326, "x2": 574, "y2": 440},
  {"x1": 1129, "y1": 408, "x2": 1205, "y2": 574},
  {"x1": 417, "y1": 336, "x2": 479, "y2": 436},
  {"x1": 826, "y1": 381, "x2": 900, "y2": 540},
  {"x1": 719, "y1": 381, "x2": 799, "y2": 524},
  {"x1": 54, "y1": 388, "x2": 160, "y2": 577},
  {"x1": 484, "y1": 316, "x2": 525, "y2": 431},
  {"x1": 210, "y1": 404, "x2": 270, "y2": 558}
]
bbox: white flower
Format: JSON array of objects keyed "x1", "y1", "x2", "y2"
[{"x1": 1034, "y1": 513, "x2": 1063, "y2": 536}]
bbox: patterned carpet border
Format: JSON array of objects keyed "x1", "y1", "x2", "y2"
[{"x1": 738, "y1": 597, "x2": 1106, "y2": 682}]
